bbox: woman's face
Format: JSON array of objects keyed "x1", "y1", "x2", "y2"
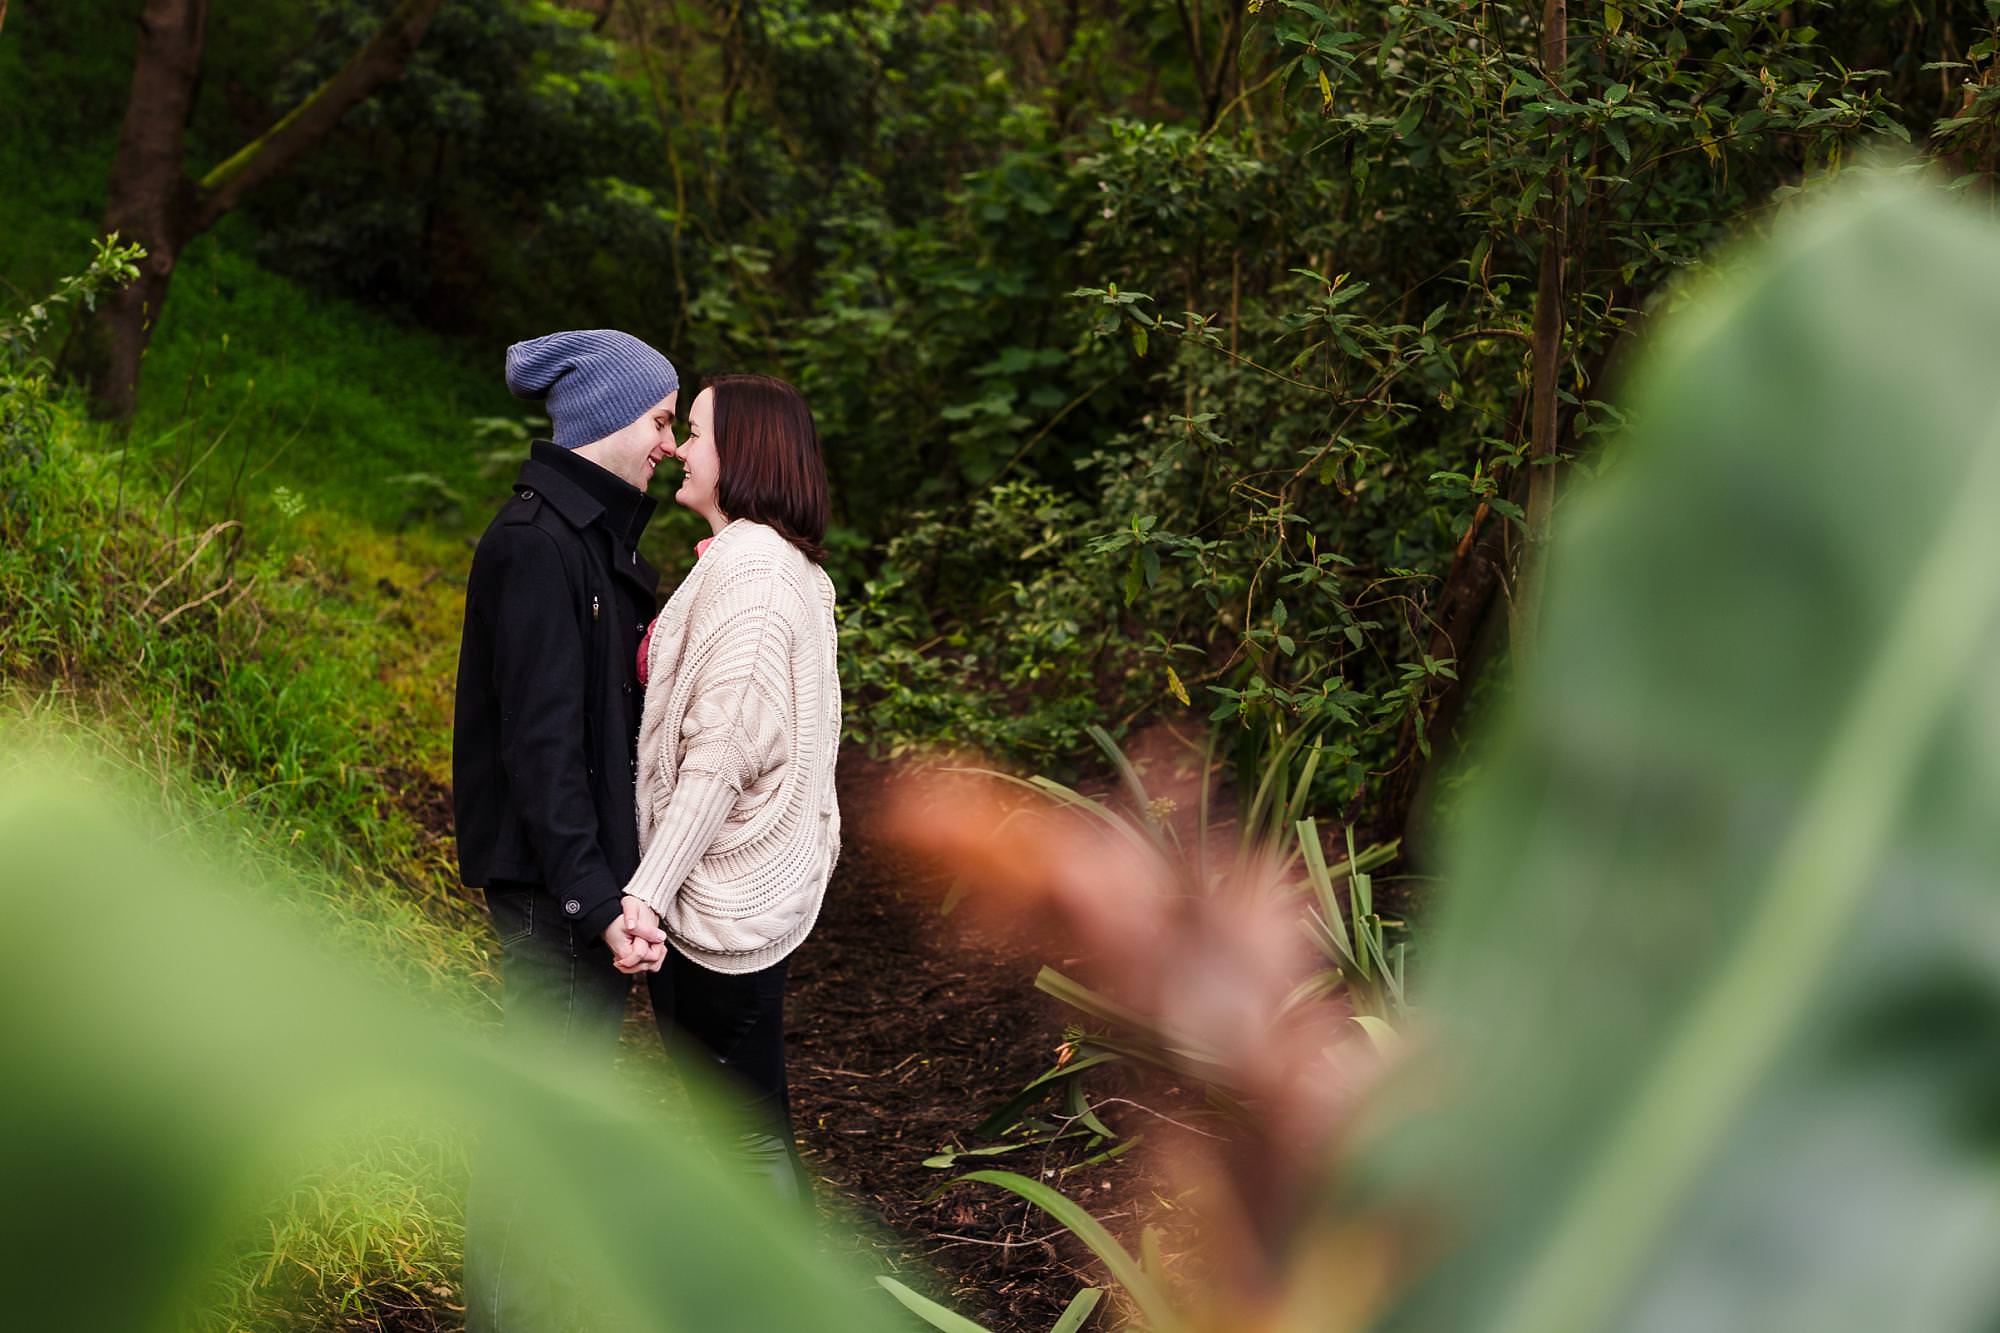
[{"x1": 668, "y1": 387, "x2": 723, "y2": 524}]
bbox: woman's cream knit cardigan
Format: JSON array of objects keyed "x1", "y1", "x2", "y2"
[{"x1": 622, "y1": 518, "x2": 841, "y2": 973}]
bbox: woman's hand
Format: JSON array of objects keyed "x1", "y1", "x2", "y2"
[{"x1": 611, "y1": 894, "x2": 668, "y2": 974}]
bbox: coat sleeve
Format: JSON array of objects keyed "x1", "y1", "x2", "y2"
[{"x1": 478, "y1": 522, "x2": 624, "y2": 943}]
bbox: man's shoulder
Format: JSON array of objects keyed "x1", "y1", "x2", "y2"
[
  {"x1": 470, "y1": 495, "x2": 579, "y2": 584},
  {"x1": 477, "y1": 490, "x2": 571, "y2": 548}
]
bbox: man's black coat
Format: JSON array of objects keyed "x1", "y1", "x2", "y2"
[{"x1": 453, "y1": 442, "x2": 661, "y2": 944}]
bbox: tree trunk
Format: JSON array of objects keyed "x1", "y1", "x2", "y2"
[
  {"x1": 1516, "y1": 0, "x2": 1569, "y2": 651},
  {"x1": 77, "y1": 0, "x2": 209, "y2": 421},
  {"x1": 1365, "y1": 480, "x2": 1517, "y2": 857},
  {"x1": 80, "y1": 0, "x2": 447, "y2": 420}
]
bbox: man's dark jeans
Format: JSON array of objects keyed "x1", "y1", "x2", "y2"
[{"x1": 464, "y1": 882, "x2": 801, "y2": 1333}]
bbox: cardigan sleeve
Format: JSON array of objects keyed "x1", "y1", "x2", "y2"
[
  {"x1": 622, "y1": 772, "x2": 735, "y2": 918},
  {"x1": 677, "y1": 589, "x2": 794, "y2": 793},
  {"x1": 623, "y1": 570, "x2": 797, "y2": 916}
]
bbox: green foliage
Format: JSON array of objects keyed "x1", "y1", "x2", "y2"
[
  {"x1": 835, "y1": 480, "x2": 1111, "y2": 759},
  {"x1": 878, "y1": 1274, "x2": 1106, "y2": 1333},
  {"x1": 0, "y1": 234, "x2": 140, "y2": 462},
  {"x1": 654, "y1": 0, "x2": 1999, "y2": 775},
  {"x1": 1296, "y1": 819, "x2": 1405, "y2": 1022},
  {"x1": 952, "y1": 727, "x2": 1401, "y2": 1165},
  {"x1": 1050, "y1": 0, "x2": 1941, "y2": 800},
  {"x1": 127, "y1": 238, "x2": 519, "y2": 529},
  {"x1": 11, "y1": 162, "x2": 2000, "y2": 1333},
  {"x1": 0, "y1": 246, "x2": 484, "y2": 982},
  {"x1": 247, "y1": 0, "x2": 661, "y2": 333},
  {"x1": 15, "y1": 1, "x2": 1994, "y2": 776},
  {"x1": 1367, "y1": 176, "x2": 2000, "y2": 1333}
]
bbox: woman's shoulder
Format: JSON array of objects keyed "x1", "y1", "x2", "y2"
[
  {"x1": 694, "y1": 523, "x2": 818, "y2": 608},
  {"x1": 707, "y1": 518, "x2": 790, "y2": 560},
  {"x1": 705, "y1": 521, "x2": 820, "y2": 577}
]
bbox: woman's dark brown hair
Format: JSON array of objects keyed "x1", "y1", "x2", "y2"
[{"x1": 708, "y1": 372, "x2": 829, "y2": 563}]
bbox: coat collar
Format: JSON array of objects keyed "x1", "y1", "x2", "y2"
[{"x1": 517, "y1": 441, "x2": 658, "y2": 550}]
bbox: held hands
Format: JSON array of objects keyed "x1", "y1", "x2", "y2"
[{"x1": 604, "y1": 895, "x2": 668, "y2": 974}]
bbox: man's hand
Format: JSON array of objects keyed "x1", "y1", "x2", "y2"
[{"x1": 604, "y1": 895, "x2": 668, "y2": 973}]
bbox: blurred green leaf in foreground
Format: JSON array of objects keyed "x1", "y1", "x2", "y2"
[
  {"x1": 0, "y1": 742, "x2": 885, "y2": 1333},
  {"x1": 1364, "y1": 175, "x2": 2000, "y2": 1333}
]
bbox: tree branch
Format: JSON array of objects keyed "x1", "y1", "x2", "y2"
[{"x1": 193, "y1": 0, "x2": 446, "y2": 231}]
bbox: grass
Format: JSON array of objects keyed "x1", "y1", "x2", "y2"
[
  {"x1": 0, "y1": 362, "x2": 495, "y2": 1318},
  {"x1": 0, "y1": 200, "x2": 518, "y2": 1320}
]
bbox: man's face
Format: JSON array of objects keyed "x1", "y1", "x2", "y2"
[{"x1": 575, "y1": 390, "x2": 678, "y2": 490}]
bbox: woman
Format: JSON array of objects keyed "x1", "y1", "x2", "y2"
[{"x1": 615, "y1": 372, "x2": 840, "y2": 1198}]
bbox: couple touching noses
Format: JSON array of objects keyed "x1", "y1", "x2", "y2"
[
  {"x1": 452, "y1": 329, "x2": 841, "y2": 1331},
  {"x1": 537, "y1": 345, "x2": 733, "y2": 976}
]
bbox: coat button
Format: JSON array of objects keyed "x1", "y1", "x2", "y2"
[
  {"x1": 621, "y1": 682, "x2": 632, "y2": 696},
  {"x1": 519, "y1": 487, "x2": 535, "y2": 500},
  {"x1": 564, "y1": 899, "x2": 581, "y2": 915}
]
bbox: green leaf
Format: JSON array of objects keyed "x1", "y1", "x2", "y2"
[
  {"x1": 1350, "y1": 1014, "x2": 1399, "y2": 1052},
  {"x1": 1295, "y1": 817, "x2": 1354, "y2": 961},
  {"x1": 944, "y1": 1171, "x2": 1183, "y2": 1332},
  {"x1": 972, "y1": 1050, "x2": 1123, "y2": 1139},
  {"x1": 0, "y1": 771, "x2": 890, "y2": 1333},
  {"x1": 1064, "y1": 1079, "x2": 1117, "y2": 1140},
  {"x1": 1050, "y1": 1287, "x2": 1104, "y2": 1333},
  {"x1": 1086, "y1": 723, "x2": 1171, "y2": 849},
  {"x1": 1035, "y1": 967, "x2": 1232, "y2": 1079},
  {"x1": 1604, "y1": 119, "x2": 1631, "y2": 165},
  {"x1": 876, "y1": 1277, "x2": 995, "y2": 1332}
]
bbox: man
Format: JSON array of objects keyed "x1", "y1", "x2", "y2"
[{"x1": 452, "y1": 328, "x2": 682, "y2": 1331}]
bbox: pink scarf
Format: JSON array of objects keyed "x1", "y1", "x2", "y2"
[{"x1": 636, "y1": 536, "x2": 713, "y2": 685}]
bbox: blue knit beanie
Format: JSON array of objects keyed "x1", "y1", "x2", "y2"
[{"x1": 503, "y1": 329, "x2": 680, "y2": 448}]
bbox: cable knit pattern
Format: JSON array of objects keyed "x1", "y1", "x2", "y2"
[{"x1": 624, "y1": 519, "x2": 842, "y2": 973}]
